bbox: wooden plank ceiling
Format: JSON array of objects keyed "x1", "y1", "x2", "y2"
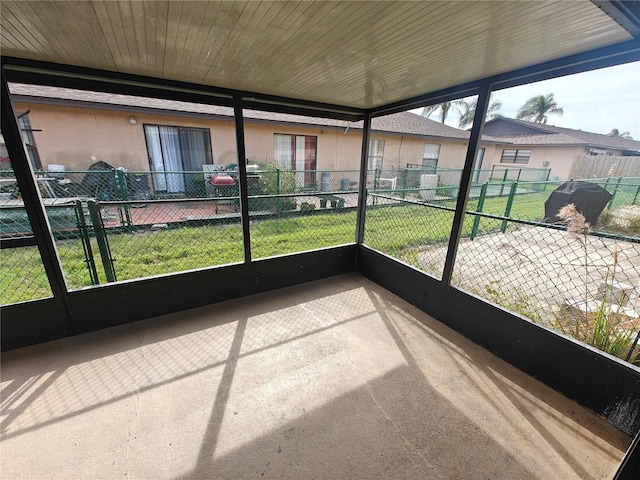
[{"x1": 0, "y1": 1, "x2": 634, "y2": 109}]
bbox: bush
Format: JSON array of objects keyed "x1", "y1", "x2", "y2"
[
  {"x1": 300, "y1": 202, "x2": 316, "y2": 213},
  {"x1": 255, "y1": 163, "x2": 297, "y2": 212},
  {"x1": 259, "y1": 163, "x2": 296, "y2": 195},
  {"x1": 597, "y1": 209, "x2": 613, "y2": 228},
  {"x1": 627, "y1": 217, "x2": 640, "y2": 234}
]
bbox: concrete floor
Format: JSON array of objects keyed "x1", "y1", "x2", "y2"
[{"x1": 0, "y1": 273, "x2": 630, "y2": 479}]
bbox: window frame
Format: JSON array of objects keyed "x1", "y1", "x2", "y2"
[
  {"x1": 143, "y1": 124, "x2": 213, "y2": 195},
  {"x1": 422, "y1": 143, "x2": 441, "y2": 172},
  {"x1": 368, "y1": 139, "x2": 385, "y2": 170},
  {"x1": 273, "y1": 133, "x2": 318, "y2": 188},
  {"x1": 500, "y1": 148, "x2": 531, "y2": 164},
  {"x1": 17, "y1": 113, "x2": 42, "y2": 170}
]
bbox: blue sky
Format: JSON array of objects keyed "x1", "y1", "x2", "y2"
[{"x1": 417, "y1": 61, "x2": 640, "y2": 139}]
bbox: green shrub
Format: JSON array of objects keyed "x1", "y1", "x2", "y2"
[
  {"x1": 259, "y1": 163, "x2": 296, "y2": 195},
  {"x1": 627, "y1": 217, "x2": 640, "y2": 234},
  {"x1": 597, "y1": 209, "x2": 613, "y2": 228},
  {"x1": 252, "y1": 163, "x2": 298, "y2": 212},
  {"x1": 300, "y1": 202, "x2": 316, "y2": 213}
]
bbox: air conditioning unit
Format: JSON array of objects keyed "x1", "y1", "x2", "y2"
[{"x1": 542, "y1": 161, "x2": 549, "y2": 166}]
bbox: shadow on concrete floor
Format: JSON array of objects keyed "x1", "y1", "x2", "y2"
[{"x1": 0, "y1": 273, "x2": 630, "y2": 479}]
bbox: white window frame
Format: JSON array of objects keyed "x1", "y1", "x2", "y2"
[
  {"x1": 422, "y1": 143, "x2": 440, "y2": 171},
  {"x1": 368, "y1": 139, "x2": 385, "y2": 170},
  {"x1": 500, "y1": 149, "x2": 531, "y2": 164}
]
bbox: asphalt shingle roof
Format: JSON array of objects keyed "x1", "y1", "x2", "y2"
[
  {"x1": 7, "y1": 83, "x2": 495, "y2": 143},
  {"x1": 485, "y1": 117, "x2": 640, "y2": 151},
  {"x1": 482, "y1": 133, "x2": 588, "y2": 146},
  {"x1": 11, "y1": 83, "x2": 634, "y2": 151},
  {"x1": 372, "y1": 112, "x2": 470, "y2": 139}
]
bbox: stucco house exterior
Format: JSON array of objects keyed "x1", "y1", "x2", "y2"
[
  {"x1": 482, "y1": 117, "x2": 640, "y2": 180},
  {"x1": 7, "y1": 83, "x2": 486, "y2": 189},
  {"x1": 6, "y1": 83, "x2": 639, "y2": 194}
]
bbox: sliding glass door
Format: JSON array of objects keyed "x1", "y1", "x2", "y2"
[{"x1": 144, "y1": 125, "x2": 213, "y2": 195}]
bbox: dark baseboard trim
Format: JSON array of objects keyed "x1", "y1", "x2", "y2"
[
  {"x1": 356, "y1": 245, "x2": 640, "y2": 436},
  {"x1": 2, "y1": 245, "x2": 356, "y2": 350},
  {"x1": 1, "y1": 298, "x2": 71, "y2": 350}
]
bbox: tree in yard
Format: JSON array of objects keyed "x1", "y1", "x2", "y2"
[
  {"x1": 422, "y1": 96, "x2": 502, "y2": 128},
  {"x1": 516, "y1": 93, "x2": 564, "y2": 124},
  {"x1": 457, "y1": 96, "x2": 503, "y2": 129},
  {"x1": 421, "y1": 100, "x2": 464, "y2": 124},
  {"x1": 607, "y1": 128, "x2": 633, "y2": 139}
]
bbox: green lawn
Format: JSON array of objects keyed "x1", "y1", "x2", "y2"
[
  {"x1": 1, "y1": 212, "x2": 359, "y2": 304},
  {"x1": 0, "y1": 202, "x2": 502, "y2": 304},
  {"x1": 0, "y1": 186, "x2": 634, "y2": 305}
]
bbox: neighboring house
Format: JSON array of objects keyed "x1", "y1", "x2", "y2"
[
  {"x1": 8, "y1": 83, "x2": 506, "y2": 195},
  {"x1": 14, "y1": 83, "x2": 637, "y2": 194},
  {"x1": 482, "y1": 117, "x2": 640, "y2": 180}
]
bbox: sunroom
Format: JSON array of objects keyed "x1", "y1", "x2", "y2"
[{"x1": 1, "y1": 1, "x2": 639, "y2": 478}]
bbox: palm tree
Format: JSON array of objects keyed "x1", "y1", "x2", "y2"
[
  {"x1": 458, "y1": 97, "x2": 503, "y2": 128},
  {"x1": 516, "y1": 93, "x2": 564, "y2": 124},
  {"x1": 607, "y1": 128, "x2": 633, "y2": 139},
  {"x1": 421, "y1": 100, "x2": 464, "y2": 124}
]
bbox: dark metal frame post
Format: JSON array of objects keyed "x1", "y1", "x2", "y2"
[
  {"x1": 74, "y1": 199, "x2": 99, "y2": 285},
  {"x1": 442, "y1": 84, "x2": 492, "y2": 285},
  {"x1": 470, "y1": 182, "x2": 488, "y2": 240},
  {"x1": 233, "y1": 96, "x2": 252, "y2": 263},
  {"x1": 502, "y1": 182, "x2": 518, "y2": 233},
  {"x1": 87, "y1": 200, "x2": 117, "y2": 282},
  {"x1": 0, "y1": 70, "x2": 72, "y2": 324},
  {"x1": 612, "y1": 427, "x2": 640, "y2": 480},
  {"x1": 355, "y1": 113, "x2": 372, "y2": 244}
]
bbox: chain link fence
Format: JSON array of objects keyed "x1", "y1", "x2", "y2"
[
  {"x1": 363, "y1": 194, "x2": 455, "y2": 279},
  {"x1": 4, "y1": 164, "x2": 639, "y2": 364},
  {"x1": 1, "y1": 168, "x2": 87, "y2": 303},
  {"x1": 246, "y1": 167, "x2": 359, "y2": 258},
  {"x1": 94, "y1": 199, "x2": 245, "y2": 282},
  {"x1": 466, "y1": 178, "x2": 640, "y2": 238},
  {"x1": 1, "y1": 166, "x2": 364, "y2": 303},
  {"x1": 0, "y1": 245, "x2": 52, "y2": 304},
  {"x1": 453, "y1": 215, "x2": 640, "y2": 365},
  {"x1": 1, "y1": 197, "x2": 105, "y2": 302},
  {"x1": 399, "y1": 165, "x2": 551, "y2": 193},
  {"x1": 2, "y1": 166, "x2": 364, "y2": 202},
  {"x1": 362, "y1": 174, "x2": 640, "y2": 365}
]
